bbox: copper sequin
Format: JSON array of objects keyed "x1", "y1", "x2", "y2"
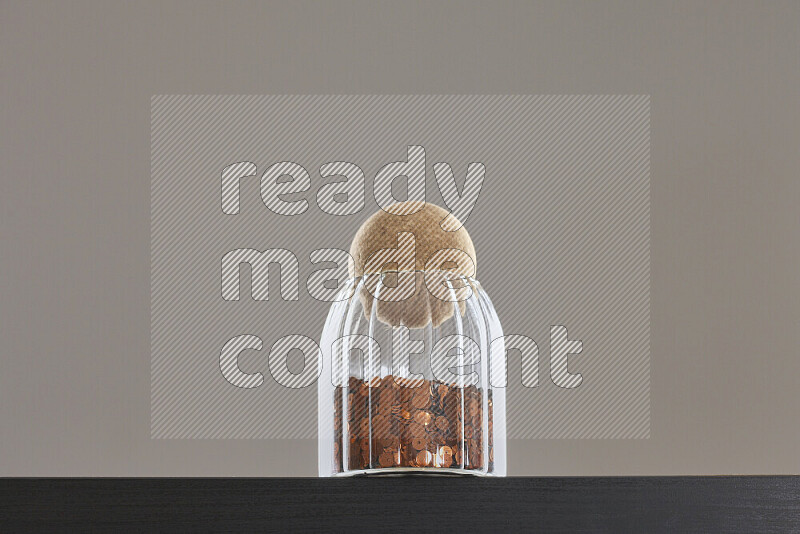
[
  {"x1": 415, "y1": 450, "x2": 433, "y2": 467},
  {"x1": 413, "y1": 410, "x2": 432, "y2": 427}
]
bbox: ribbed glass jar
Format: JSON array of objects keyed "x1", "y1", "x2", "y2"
[{"x1": 318, "y1": 271, "x2": 506, "y2": 476}]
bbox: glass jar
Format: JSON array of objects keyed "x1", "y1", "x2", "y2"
[{"x1": 318, "y1": 270, "x2": 506, "y2": 476}]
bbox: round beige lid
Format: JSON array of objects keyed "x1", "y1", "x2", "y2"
[
  {"x1": 349, "y1": 201, "x2": 476, "y2": 328},
  {"x1": 349, "y1": 201, "x2": 476, "y2": 278}
]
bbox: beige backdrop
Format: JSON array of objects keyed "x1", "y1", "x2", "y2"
[{"x1": 1, "y1": 0, "x2": 798, "y2": 476}]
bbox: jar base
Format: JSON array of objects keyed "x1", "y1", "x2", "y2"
[{"x1": 331, "y1": 467, "x2": 498, "y2": 477}]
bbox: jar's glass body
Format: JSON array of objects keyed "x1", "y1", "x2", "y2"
[{"x1": 318, "y1": 272, "x2": 506, "y2": 476}]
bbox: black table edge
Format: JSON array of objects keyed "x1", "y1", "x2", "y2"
[{"x1": 2, "y1": 476, "x2": 798, "y2": 532}]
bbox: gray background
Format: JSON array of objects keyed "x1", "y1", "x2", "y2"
[
  {"x1": 150, "y1": 95, "x2": 651, "y2": 441},
  {"x1": 1, "y1": 0, "x2": 798, "y2": 475}
]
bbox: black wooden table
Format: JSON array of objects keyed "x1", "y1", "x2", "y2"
[{"x1": 2, "y1": 477, "x2": 798, "y2": 532}]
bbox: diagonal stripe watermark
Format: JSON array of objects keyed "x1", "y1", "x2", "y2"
[{"x1": 151, "y1": 95, "x2": 650, "y2": 439}]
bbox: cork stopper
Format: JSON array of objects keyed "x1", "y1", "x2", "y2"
[{"x1": 350, "y1": 201, "x2": 476, "y2": 328}]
